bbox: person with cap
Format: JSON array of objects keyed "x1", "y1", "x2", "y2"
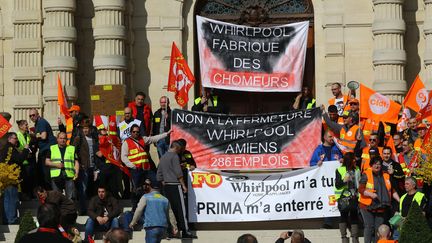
[
  {"x1": 322, "y1": 105, "x2": 365, "y2": 154},
  {"x1": 292, "y1": 86, "x2": 316, "y2": 110},
  {"x1": 152, "y1": 96, "x2": 171, "y2": 158},
  {"x1": 128, "y1": 91, "x2": 153, "y2": 137},
  {"x1": 58, "y1": 105, "x2": 85, "y2": 144},
  {"x1": 129, "y1": 179, "x2": 178, "y2": 242},
  {"x1": 45, "y1": 132, "x2": 79, "y2": 199},
  {"x1": 348, "y1": 98, "x2": 359, "y2": 114},
  {"x1": 192, "y1": 88, "x2": 225, "y2": 113},
  {"x1": 29, "y1": 108, "x2": 57, "y2": 188},
  {"x1": 157, "y1": 140, "x2": 196, "y2": 239},
  {"x1": 413, "y1": 123, "x2": 428, "y2": 153}
]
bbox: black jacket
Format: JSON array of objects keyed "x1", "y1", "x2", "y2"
[
  {"x1": 0, "y1": 142, "x2": 29, "y2": 165},
  {"x1": 87, "y1": 193, "x2": 121, "y2": 221},
  {"x1": 152, "y1": 107, "x2": 171, "y2": 143}
]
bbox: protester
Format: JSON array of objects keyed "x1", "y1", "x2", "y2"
[
  {"x1": 237, "y1": 233, "x2": 258, "y2": 243},
  {"x1": 18, "y1": 203, "x2": 72, "y2": 243},
  {"x1": 16, "y1": 119, "x2": 37, "y2": 199},
  {"x1": 29, "y1": 108, "x2": 56, "y2": 187},
  {"x1": 393, "y1": 133, "x2": 403, "y2": 154},
  {"x1": 309, "y1": 130, "x2": 342, "y2": 166},
  {"x1": 45, "y1": 132, "x2": 79, "y2": 199},
  {"x1": 359, "y1": 133, "x2": 383, "y2": 171},
  {"x1": 0, "y1": 132, "x2": 30, "y2": 224},
  {"x1": 192, "y1": 88, "x2": 225, "y2": 113},
  {"x1": 403, "y1": 118, "x2": 418, "y2": 144},
  {"x1": 328, "y1": 83, "x2": 350, "y2": 118},
  {"x1": 413, "y1": 123, "x2": 428, "y2": 153},
  {"x1": 275, "y1": 230, "x2": 311, "y2": 243},
  {"x1": 104, "y1": 228, "x2": 129, "y2": 243},
  {"x1": 359, "y1": 156, "x2": 400, "y2": 243},
  {"x1": 382, "y1": 147, "x2": 405, "y2": 198},
  {"x1": 36, "y1": 187, "x2": 78, "y2": 232},
  {"x1": 129, "y1": 179, "x2": 178, "y2": 243},
  {"x1": 121, "y1": 124, "x2": 169, "y2": 191},
  {"x1": 348, "y1": 98, "x2": 359, "y2": 115},
  {"x1": 128, "y1": 91, "x2": 153, "y2": 136},
  {"x1": 376, "y1": 224, "x2": 396, "y2": 243},
  {"x1": 397, "y1": 139, "x2": 414, "y2": 176},
  {"x1": 292, "y1": 86, "x2": 316, "y2": 110},
  {"x1": 400, "y1": 177, "x2": 427, "y2": 218},
  {"x1": 73, "y1": 120, "x2": 99, "y2": 214},
  {"x1": 152, "y1": 96, "x2": 171, "y2": 158},
  {"x1": 85, "y1": 186, "x2": 121, "y2": 242},
  {"x1": 322, "y1": 107, "x2": 365, "y2": 153},
  {"x1": 335, "y1": 152, "x2": 360, "y2": 243},
  {"x1": 118, "y1": 107, "x2": 145, "y2": 142},
  {"x1": 157, "y1": 141, "x2": 195, "y2": 239}
]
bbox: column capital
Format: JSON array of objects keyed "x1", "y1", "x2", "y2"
[
  {"x1": 93, "y1": 0, "x2": 125, "y2": 11},
  {"x1": 43, "y1": 0, "x2": 76, "y2": 12}
]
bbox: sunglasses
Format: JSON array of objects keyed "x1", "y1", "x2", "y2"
[
  {"x1": 29, "y1": 114, "x2": 36, "y2": 117},
  {"x1": 132, "y1": 131, "x2": 140, "y2": 134},
  {"x1": 369, "y1": 139, "x2": 377, "y2": 142}
]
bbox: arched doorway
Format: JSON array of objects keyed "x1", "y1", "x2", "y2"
[{"x1": 193, "y1": 0, "x2": 315, "y2": 114}]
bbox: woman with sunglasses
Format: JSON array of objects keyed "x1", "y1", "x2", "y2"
[{"x1": 359, "y1": 156, "x2": 400, "y2": 243}]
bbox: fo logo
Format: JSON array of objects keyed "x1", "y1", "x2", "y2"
[
  {"x1": 416, "y1": 88, "x2": 429, "y2": 109},
  {"x1": 191, "y1": 172, "x2": 223, "y2": 188},
  {"x1": 369, "y1": 93, "x2": 390, "y2": 114}
]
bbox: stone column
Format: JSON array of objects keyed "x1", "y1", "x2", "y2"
[
  {"x1": 372, "y1": 0, "x2": 406, "y2": 102},
  {"x1": 42, "y1": 0, "x2": 77, "y2": 125},
  {"x1": 93, "y1": 0, "x2": 127, "y2": 85},
  {"x1": 425, "y1": 0, "x2": 432, "y2": 90},
  {"x1": 12, "y1": 0, "x2": 43, "y2": 121}
]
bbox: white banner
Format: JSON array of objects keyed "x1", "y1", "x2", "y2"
[
  {"x1": 196, "y1": 16, "x2": 309, "y2": 92},
  {"x1": 188, "y1": 161, "x2": 340, "y2": 222}
]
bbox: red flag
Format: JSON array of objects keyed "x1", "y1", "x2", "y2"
[
  {"x1": 98, "y1": 135, "x2": 131, "y2": 178},
  {"x1": 417, "y1": 91, "x2": 432, "y2": 121},
  {"x1": 403, "y1": 76, "x2": 429, "y2": 112},
  {"x1": 168, "y1": 42, "x2": 195, "y2": 107},
  {"x1": 57, "y1": 74, "x2": 71, "y2": 120},
  {"x1": 0, "y1": 114, "x2": 12, "y2": 138}
]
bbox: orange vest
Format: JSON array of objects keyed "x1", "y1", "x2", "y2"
[
  {"x1": 397, "y1": 153, "x2": 411, "y2": 176},
  {"x1": 361, "y1": 119, "x2": 379, "y2": 143},
  {"x1": 361, "y1": 146, "x2": 383, "y2": 172},
  {"x1": 414, "y1": 138, "x2": 425, "y2": 153},
  {"x1": 125, "y1": 138, "x2": 150, "y2": 170},
  {"x1": 359, "y1": 170, "x2": 391, "y2": 206},
  {"x1": 377, "y1": 240, "x2": 398, "y2": 243},
  {"x1": 339, "y1": 125, "x2": 359, "y2": 153},
  {"x1": 66, "y1": 118, "x2": 73, "y2": 145}
]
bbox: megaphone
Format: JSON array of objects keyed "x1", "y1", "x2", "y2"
[{"x1": 347, "y1": 80, "x2": 359, "y2": 91}]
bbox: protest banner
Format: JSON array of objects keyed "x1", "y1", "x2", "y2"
[
  {"x1": 196, "y1": 16, "x2": 309, "y2": 92},
  {"x1": 170, "y1": 108, "x2": 322, "y2": 170},
  {"x1": 188, "y1": 161, "x2": 340, "y2": 222}
]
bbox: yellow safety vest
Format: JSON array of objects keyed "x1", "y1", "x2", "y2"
[
  {"x1": 49, "y1": 145, "x2": 76, "y2": 178},
  {"x1": 17, "y1": 131, "x2": 30, "y2": 165},
  {"x1": 334, "y1": 166, "x2": 360, "y2": 200},
  {"x1": 399, "y1": 192, "x2": 425, "y2": 213}
]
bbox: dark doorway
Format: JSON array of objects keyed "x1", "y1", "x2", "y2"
[{"x1": 193, "y1": 0, "x2": 315, "y2": 114}]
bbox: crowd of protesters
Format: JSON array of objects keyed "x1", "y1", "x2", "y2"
[{"x1": 1, "y1": 82, "x2": 432, "y2": 243}]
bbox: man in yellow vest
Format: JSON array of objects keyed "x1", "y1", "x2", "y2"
[
  {"x1": 45, "y1": 132, "x2": 79, "y2": 199},
  {"x1": 400, "y1": 176, "x2": 427, "y2": 218},
  {"x1": 192, "y1": 88, "x2": 225, "y2": 113}
]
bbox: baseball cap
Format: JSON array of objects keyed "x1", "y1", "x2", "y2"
[
  {"x1": 417, "y1": 123, "x2": 427, "y2": 130},
  {"x1": 349, "y1": 98, "x2": 359, "y2": 104},
  {"x1": 68, "y1": 105, "x2": 81, "y2": 112}
]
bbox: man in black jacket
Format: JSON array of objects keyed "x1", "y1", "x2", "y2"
[
  {"x1": 85, "y1": 186, "x2": 121, "y2": 242},
  {"x1": 0, "y1": 132, "x2": 30, "y2": 224},
  {"x1": 152, "y1": 96, "x2": 171, "y2": 158}
]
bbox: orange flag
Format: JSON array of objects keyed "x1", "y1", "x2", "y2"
[
  {"x1": 403, "y1": 76, "x2": 429, "y2": 112},
  {"x1": 416, "y1": 91, "x2": 432, "y2": 121},
  {"x1": 360, "y1": 84, "x2": 401, "y2": 124},
  {"x1": 168, "y1": 42, "x2": 195, "y2": 107},
  {"x1": 57, "y1": 74, "x2": 71, "y2": 120}
]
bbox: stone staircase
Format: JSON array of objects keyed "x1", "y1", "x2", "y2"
[{"x1": 0, "y1": 200, "x2": 363, "y2": 243}]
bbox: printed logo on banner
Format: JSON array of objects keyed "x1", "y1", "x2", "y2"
[
  {"x1": 368, "y1": 93, "x2": 390, "y2": 114},
  {"x1": 328, "y1": 195, "x2": 337, "y2": 206},
  {"x1": 191, "y1": 172, "x2": 223, "y2": 188},
  {"x1": 416, "y1": 88, "x2": 429, "y2": 109},
  {"x1": 225, "y1": 175, "x2": 249, "y2": 182}
]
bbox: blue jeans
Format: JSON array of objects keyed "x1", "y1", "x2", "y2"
[
  {"x1": 85, "y1": 217, "x2": 119, "y2": 240},
  {"x1": 145, "y1": 226, "x2": 166, "y2": 243},
  {"x1": 156, "y1": 140, "x2": 169, "y2": 158},
  {"x1": 131, "y1": 169, "x2": 156, "y2": 188},
  {"x1": 3, "y1": 186, "x2": 18, "y2": 224}
]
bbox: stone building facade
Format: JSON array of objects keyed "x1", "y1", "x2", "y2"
[{"x1": 0, "y1": 0, "x2": 429, "y2": 125}]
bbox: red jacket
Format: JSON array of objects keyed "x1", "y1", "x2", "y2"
[{"x1": 128, "y1": 102, "x2": 152, "y2": 136}]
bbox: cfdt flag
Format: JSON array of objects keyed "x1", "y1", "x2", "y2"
[
  {"x1": 168, "y1": 42, "x2": 195, "y2": 107},
  {"x1": 403, "y1": 76, "x2": 429, "y2": 112},
  {"x1": 360, "y1": 84, "x2": 401, "y2": 124},
  {"x1": 196, "y1": 16, "x2": 309, "y2": 92},
  {"x1": 417, "y1": 91, "x2": 432, "y2": 120}
]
